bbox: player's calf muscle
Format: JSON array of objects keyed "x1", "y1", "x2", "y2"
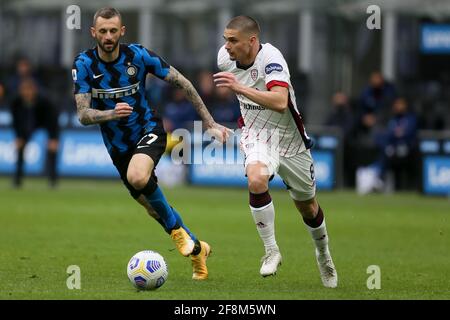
[{"x1": 294, "y1": 198, "x2": 318, "y2": 219}]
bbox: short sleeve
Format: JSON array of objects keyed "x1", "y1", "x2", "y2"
[
  {"x1": 263, "y1": 47, "x2": 290, "y2": 91},
  {"x1": 72, "y1": 56, "x2": 91, "y2": 94},
  {"x1": 142, "y1": 47, "x2": 171, "y2": 80}
]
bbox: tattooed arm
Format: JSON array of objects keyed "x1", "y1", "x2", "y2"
[
  {"x1": 164, "y1": 67, "x2": 216, "y2": 127},
  {"x1": 164, "y1": 66, "x2": 232, "y2": 142},
  {"x1": 75, "y1": 93, "x2": 133, "y2": 125}
]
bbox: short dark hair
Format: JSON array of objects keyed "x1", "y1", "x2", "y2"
[
  {"x1": 93, "y1": 7, "x2": 122, "y2": 26},
  {"x1": 226, "y1": 16, "x2": 260, "y2": 36}
]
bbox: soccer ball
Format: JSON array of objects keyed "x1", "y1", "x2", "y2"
[{"x1": 127, "y1": 250, "x2": 169, "y2": 290}]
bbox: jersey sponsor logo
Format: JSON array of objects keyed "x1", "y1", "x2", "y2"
[
  {"x1": 92, "y1": 82, "x2": 140, "y2": 99},
  {"x1": 250, "y1": 69, "x2": 258, "y2": 81},
  {"x1": 71, "y1": 69, "x2": 77, "y2": 81},
  {"x1": 265, "y1": 63, "x2": 283, "y2": 74},
  {"x1": 240, "y1": 102, "x2": 265, "y2": 110}
]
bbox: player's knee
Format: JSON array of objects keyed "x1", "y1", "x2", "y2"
[
  {"x1": 127, "y1": 171, "x2": 150, "y2": 190},
  {"x1": 247, "y1": 174, "x2": 269, "y2": 194}
]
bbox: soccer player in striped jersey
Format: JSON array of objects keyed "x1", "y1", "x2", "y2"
[
  {"x1": 72, "y1": 7, "x2": 231, "y2": 280},
  {"x1": 214, "y1": 16, "x2": 337, "y2": 287}
]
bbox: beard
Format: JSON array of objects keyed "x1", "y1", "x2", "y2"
[{"x1": 98, "y1": 39, "x2": 119, "y2": 53}]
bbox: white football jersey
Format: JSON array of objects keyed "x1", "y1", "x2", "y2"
[{"x1": 217, "y1": 43, "x2": 312, "y2": 157}]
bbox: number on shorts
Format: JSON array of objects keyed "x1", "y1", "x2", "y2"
[{"x1": 145, "y1": 133, "x2": 158, "y2": 145}]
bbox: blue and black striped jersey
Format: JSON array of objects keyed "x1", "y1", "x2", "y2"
[{"x1": 72, "y1": 43, "x2": 170, "y2": 156}]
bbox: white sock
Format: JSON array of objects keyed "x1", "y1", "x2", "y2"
[
  {"x1": 250, "y1": 202, "x2": 279, "y2": 253},
  {"x1": 305, "y1": 219, "x2": 329, "y2": 255}
]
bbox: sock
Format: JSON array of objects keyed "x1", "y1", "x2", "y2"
[
  {"x1": 170, "y1": 206, "x2": 198, "y2": 242},
  {"x1": 155, "y1": 217, "x2": 170, "y2": 234},
  {"x1": 249, "y1": 191, "x2": 278, "y2": 253},
  {"x1": 303, "y1": 206, "x2": 329, "y2": 254},
  {"x1": 143, "y1": 186, "x2": 178, "y2": 232},
  {"x1": 14, "y1": 147, "x2": 25, "y2": 186},
  {"x1": 142, "y1": 185, "x2": 200, "y2": 254},
  {"x1": 47, "y1": 150, "x2": 57, "y2": 186}
]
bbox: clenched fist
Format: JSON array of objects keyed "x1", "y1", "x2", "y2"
[{"x1": 114, "y1": 102, "x2": 133, "y2": 119}]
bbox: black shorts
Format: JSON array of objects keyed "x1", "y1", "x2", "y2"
[{"x1": 111, "y1": 128, "x2": 167, "y2": 199}]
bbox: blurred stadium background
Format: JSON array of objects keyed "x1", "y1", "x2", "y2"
[
  {"x1": 0, "y1": 0, "x2": 449, "y2": 300},
  {"x1": 0, "y1": 0, "x2": 449, "y2": 194}
]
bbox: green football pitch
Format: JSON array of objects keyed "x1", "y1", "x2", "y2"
[{"x1": 0, "y1": 178, "x2": 449, "y2": 300}]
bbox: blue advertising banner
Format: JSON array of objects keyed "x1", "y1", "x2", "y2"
[
  {"x1": 421, "y1": 24, "x2": 450, "y2": 54},
  {"x1": 0, "y1": 128, "x2": 336, "y2": 191},
  {"x1": 0, "y1": 129, "x2": 47, "y2": 175},
  {"x1": 0, "y1": 128, "x2": 185, "y2": 184},
  {"x1": 57, "y1": 130, "x2": 118, "y2": 177},
  {"x1": 189, "y1": 161, "x2": 286, "y2": 188},
  {"x1": 312, "y1": 151, "x2": 335, "y2": 190},
  {"x1": 423, "y1": 156, "x2": 450, "y2": 195},
  {"x1": 189, "y1": 148, "x2": 335, "y2": 190}
]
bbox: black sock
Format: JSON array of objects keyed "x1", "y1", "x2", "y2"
[
  {"x1": 191, "y1": 239, "x2": 201, "y2": 255},
  {"x1": 14, "y1": 147, "x2": 25, "y2": 186},
  {"x1": 155, "y1": 217, "x2": 170, "y2": 234},
  {"x1": 303, "y1": 206, "x2": 324, "y2": 228},
  {"x1": 47, "y1": 150, "x2": 57, "y2": 186},
  {"x1": 249, "y1": 190, "x2": 272, "y2": 208}
]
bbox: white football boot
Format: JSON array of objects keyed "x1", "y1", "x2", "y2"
[
  {"x1": 316, "y1": 249, "x2": 338, "y2": 288},
  {"x1": 260, "y1": 249, "x2": 282, "y2": 277}
]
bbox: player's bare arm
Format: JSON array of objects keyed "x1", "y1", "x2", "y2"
[
  {"x1": 164, "y1": 67, "x2": 214, "y2": 126},
  {"x1": 213, "y1": 71, "x2": 288, "y2": 113},
  {"x1": 75, "y1": 93, "x2": 133, "y2": 125},
  {"x1": 164, "y1": 66, "x2": 232, "y2": 142}
]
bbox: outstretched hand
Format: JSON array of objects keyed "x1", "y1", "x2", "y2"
[{"x1": 213, "y1": 72, "x2": 242, "y2": 92}]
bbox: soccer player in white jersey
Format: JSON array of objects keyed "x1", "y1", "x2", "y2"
[{"x1": 214, "y1": 16, "x2": 338, "y2": 288}]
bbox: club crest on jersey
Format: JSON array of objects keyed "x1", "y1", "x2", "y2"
[
  {"x1": 126, "y1": 65, "x2": 137, "y2": 77},
  {"x1": 265, "y1": 63, "x2": 283, "y2": 74},
  {"x1": 250, "y1": 69, "x2": 258, "y2": 81}
]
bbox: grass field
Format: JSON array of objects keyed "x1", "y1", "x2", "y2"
[{"x1": 0, "y1": 177, "x2": 449, "y2": 300}]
